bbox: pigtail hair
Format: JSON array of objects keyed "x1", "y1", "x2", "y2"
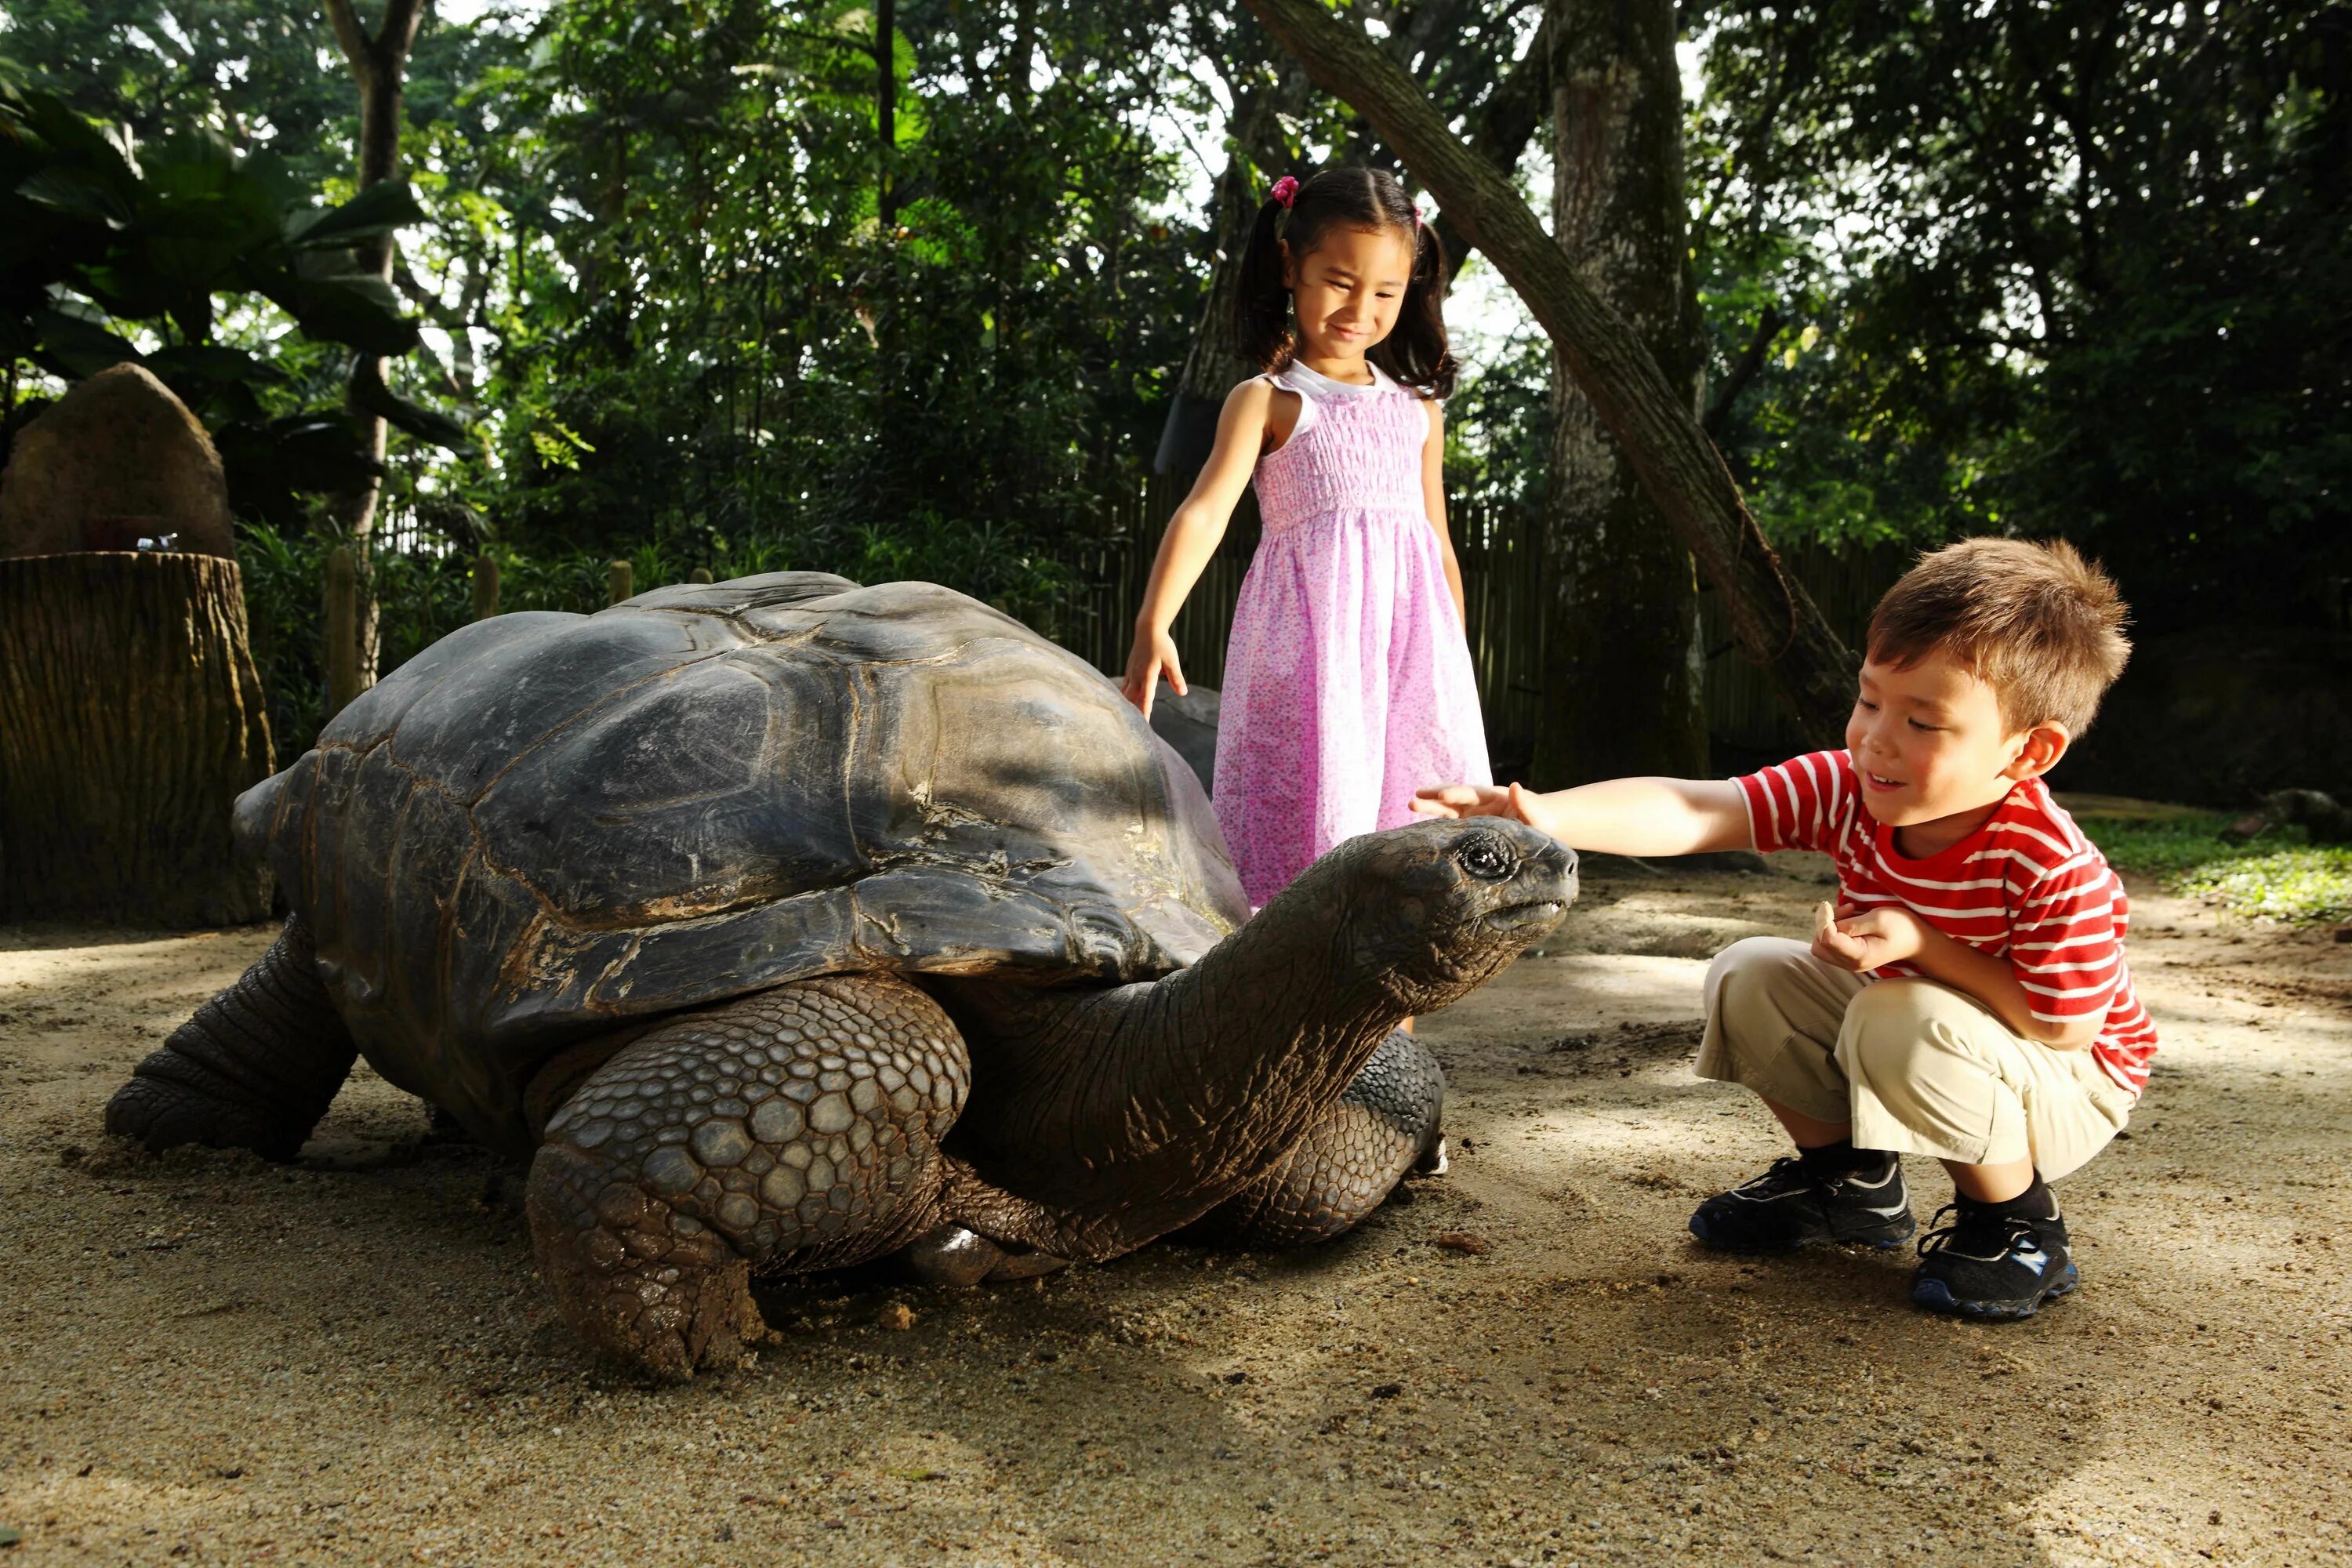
[
  {"x1": 1368, "y1": 217, "x2": 1458, "y2": 400},
  {"x1": 1231, "y1": 165, "x2": 1455, "y2": 394},
  {"x1": 1232, "y1": 194, "x2": 1295, "y2": 374}
]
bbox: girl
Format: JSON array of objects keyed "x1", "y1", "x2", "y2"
[{"x1": 1123, "y1": 166, "x2": 1491, "y2": 911}]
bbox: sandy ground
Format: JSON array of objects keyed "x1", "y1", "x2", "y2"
[{"x1": 2, "y1": 852, "x2": 2347, "y2": 1567}]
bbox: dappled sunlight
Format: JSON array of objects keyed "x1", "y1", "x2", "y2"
[{"x1": 0, "y1": 925, "x2": 273, "y2": 995}]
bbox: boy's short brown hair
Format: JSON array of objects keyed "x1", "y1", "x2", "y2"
[{"x1": 1867, "y1": 537, "x2": 2131, "y2": 735}]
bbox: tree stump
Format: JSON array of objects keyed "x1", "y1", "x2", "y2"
[{"x1": 0, "y1": 553, "x2": 277, "y2": 927}]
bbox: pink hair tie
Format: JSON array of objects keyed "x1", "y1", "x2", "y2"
[
  {"x1": 1414, "y1": 204, "x2": 1427, "y2": 230},
  {"x1": 1269, "y1": 176, "x2": 1299, "y2": 209}
]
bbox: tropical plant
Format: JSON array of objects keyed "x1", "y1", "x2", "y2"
[{"x1": 0, "y1": 80, "x2": 462, "y2": 522}]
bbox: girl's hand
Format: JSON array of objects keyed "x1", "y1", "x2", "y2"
[
  {"x1": 1122, "y1": 624, "x2": 1186, "y2": 720},
  {"x1": 1812, "y1": 904, "x2": 1929, "y2": 974},
  {"x1": 1412, "y1": 782, "x2": 1537, "y2": 826}
]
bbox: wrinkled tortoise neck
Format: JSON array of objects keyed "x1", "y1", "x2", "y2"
[
  {"x1": 938, "y1": 882, "x2": 1413, "y2": 1256},
  {"x1": 1151, "y1": 895, "x2": 1411, "y2": 1128}
]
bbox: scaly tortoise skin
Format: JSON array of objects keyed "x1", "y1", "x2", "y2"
[{"x1": 107, "y1": 572, "x2": 1575, "y2": 1377}]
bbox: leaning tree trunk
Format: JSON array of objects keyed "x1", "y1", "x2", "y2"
[
  {"x1": 1243, "y1": 0, "x2": 1856, "y2": 742},
  {"x1": 1531, "y1": 0, "x2": 1709, "y2": 786},
  {"x1": 0, "y1": 553, "x2": 276, "y2": 927}
]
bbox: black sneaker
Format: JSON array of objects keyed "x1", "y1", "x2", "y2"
[
  {"x1": 1687, "y1": 1155, "x2": 1915, "y2": 1253},
  {"x1": 1910, "y1": 1204, "x2": 2078, "y2": 1320}
]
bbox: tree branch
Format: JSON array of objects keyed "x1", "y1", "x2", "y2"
[
  {"x1": 1432, "y1": 13, "x2": 1552, "y2": 283},
  {"x1": 321, "y1": 0, "x2": 376, "y2": 84},
  {"x1": 1242, "y1": 0, "x2": 1855, "y2": 737},
  {"x1": 1704, "y1": 303, "x2": 1783, "y2": 438}
]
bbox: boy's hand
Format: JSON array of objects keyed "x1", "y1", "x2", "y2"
[
  {"x1": 1812, "y1": 904, "x2": 1929, "y2": 973},
  {"x1": 1412, "y1": 782, "x2": 1536, "y2": 825}
]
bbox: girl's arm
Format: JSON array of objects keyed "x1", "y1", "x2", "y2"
[
  {"x1": 1122, "y1": 379, "x2": 1280, "y2": 717},
  {"x1": 1421, "y1": 400, "x2": 1467, "y2": 624}
]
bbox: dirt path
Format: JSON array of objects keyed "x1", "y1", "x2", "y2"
[{"x1": 2, "y1": 856, "x2": 2347, "y2": 1566}]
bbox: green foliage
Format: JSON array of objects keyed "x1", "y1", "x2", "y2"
[
  {"x1": 1442, "y1": 308, "x2": 1552, "y2": 514},
  {"x1": 7, "y1": 2, "x2": 1203, "y2": 712},
  {"x1": 0, "y1": 74, "x2": 462, "y2": 524},
  {"x1": 0, "y1": 84, "x2": 425, "y2": 367},
  {"x1": 236, "y1": 521, "x2": 332, "y2": 758},
  {"x1": 2077, "y1": 814, "x2": 2352, "y2": 925},
  {"x1": 459, "y1": 0, "x2": 1196, "y2": 614},
  {"x1": 2176, "y1": 848, "x2": 2352, "y2": 926},
  {"x1": 1691, "y1": 0, "x2": 2352, "y2": 626},
  {"x1": 0, "y1": 0, "x2": 353, "y2": 191}
]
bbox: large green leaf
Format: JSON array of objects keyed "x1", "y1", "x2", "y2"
[
  {"x1": 143, "y1": 343, "x2": 289, "y2": 387},
  {"x1": 350, "y1": 369, "x2": 474, "y2": 450},
  {"x1": 284, "y1": 181, "x2": 426, "y2": 249},
  {"x1": 13, "y1": 165, "x2": 132, "y2": 228},
  {"x1": 141, "y1": 133, "x2": 283, "y2": 251},
  {"x1": 215, "y1": 412, "x2": 385, "y2": 529},
  {"x1": 275, "y1": 272, "x2": 423, "y2": 356},
  {"x1": 29, "y1": 299, "x2": 140, "y2": 379},
  {"x1": 17, "y1": 92, "x2": 140, "y2": 191}
]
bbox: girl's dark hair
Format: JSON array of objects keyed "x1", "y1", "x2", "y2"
[{"x1": 1235, "y1": 166, "x2": 1457, "y2": 399}]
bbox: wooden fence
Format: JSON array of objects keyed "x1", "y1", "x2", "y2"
[{"x1": 1054, "y1": 475, "x2": 1907, "y2": 773}]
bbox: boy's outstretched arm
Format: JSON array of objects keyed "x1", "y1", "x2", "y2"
[{"x1": 1413, "y1": 777, "x2": 1752, "y2": 858}]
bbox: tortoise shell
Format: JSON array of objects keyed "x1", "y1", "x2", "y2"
[{"x1": 240, "y1": 574, "x2": 1247, "y2": 1147}]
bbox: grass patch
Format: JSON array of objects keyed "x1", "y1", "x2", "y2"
[{"x1": 2075, "y1": 813, "x2": 2352, "y2": 925}]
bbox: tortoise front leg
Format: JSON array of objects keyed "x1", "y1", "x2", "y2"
[
  {"x1": 1185, "y1": 1030, "x2": 1446, "y2": 1248},
  {"x1": 524, "y1": 974, "x2": 970, "y2": 1380},
  {"x1": 105, "y1": 916, "x2": 359, "y2": 1162}
]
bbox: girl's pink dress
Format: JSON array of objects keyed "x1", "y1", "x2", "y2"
[{"x1": 1213, "y1": 360, "x2": 1493, "y2": 908}]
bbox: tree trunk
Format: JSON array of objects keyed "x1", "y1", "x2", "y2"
[
  {"x1": 1242, "y1": 0, "x2": 1856, "y2": 742},
  {"x1": 1531, "y1": 0, "x2": 1708, "y2": 786},
  {"x1": 325, "y1": 0, "x2": 429, "y2": 691},
  {"x1": 0, "y1": 553, "x2": 276, "y2": 927}
]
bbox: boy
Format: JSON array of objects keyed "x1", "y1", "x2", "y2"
[{"x1": 1414, "y1": 538, "x2": 2151, "y2": 1319}]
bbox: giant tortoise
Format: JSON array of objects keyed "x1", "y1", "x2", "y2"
[{"x1": 107, "y1": 573, "x2": 1575, "y2": 1377}]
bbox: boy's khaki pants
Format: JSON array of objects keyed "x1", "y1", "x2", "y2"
[{"x1": 1696, "y1": 938, "x2": 2135, "y2": 1180}]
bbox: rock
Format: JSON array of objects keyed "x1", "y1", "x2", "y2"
[
  {"x1": 1147, "y1": 681, "x2": 1221, "y2": 794},
  {"x1": 2264, "y1": 788, "x2": 2352, "y2": 845},
  {"x1": 1429, "y1": 1231, "x2": 1491, "y2": 1257},
  {"x1": 0, "y1": 364, "x2": 236, "y2": 559},
  {"x1": 877, "y1": 1302, "x2": 914, "y2": 1331}
]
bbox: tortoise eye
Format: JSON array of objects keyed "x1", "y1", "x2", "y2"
[{"x1": 1457, "y1": 835, "x2": 1514, "y2": 881}]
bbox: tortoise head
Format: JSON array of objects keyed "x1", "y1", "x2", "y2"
[{"x1": 1265, "y1": 817, "x2": 1577, "y2": 1018}]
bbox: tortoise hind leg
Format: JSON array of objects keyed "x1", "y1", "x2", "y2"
[
  {"x1": 105, "y1": 916, "x2": 359, "y2": 1162},
  {"x1": 1185, "y1": 1030, "x2": 1445, "y2": 1248},
  {"x1": 524, "y1": 974, "x2": 970, "y2": 1380}
]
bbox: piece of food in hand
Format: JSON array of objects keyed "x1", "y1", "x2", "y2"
[{"x1": 1814, "y1": 899, "x2": 1837, "y2": 935}]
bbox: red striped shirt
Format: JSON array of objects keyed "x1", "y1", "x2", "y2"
[{"x1": 1735, "y1": 750, "x2": 2158, "y2": 1096}]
